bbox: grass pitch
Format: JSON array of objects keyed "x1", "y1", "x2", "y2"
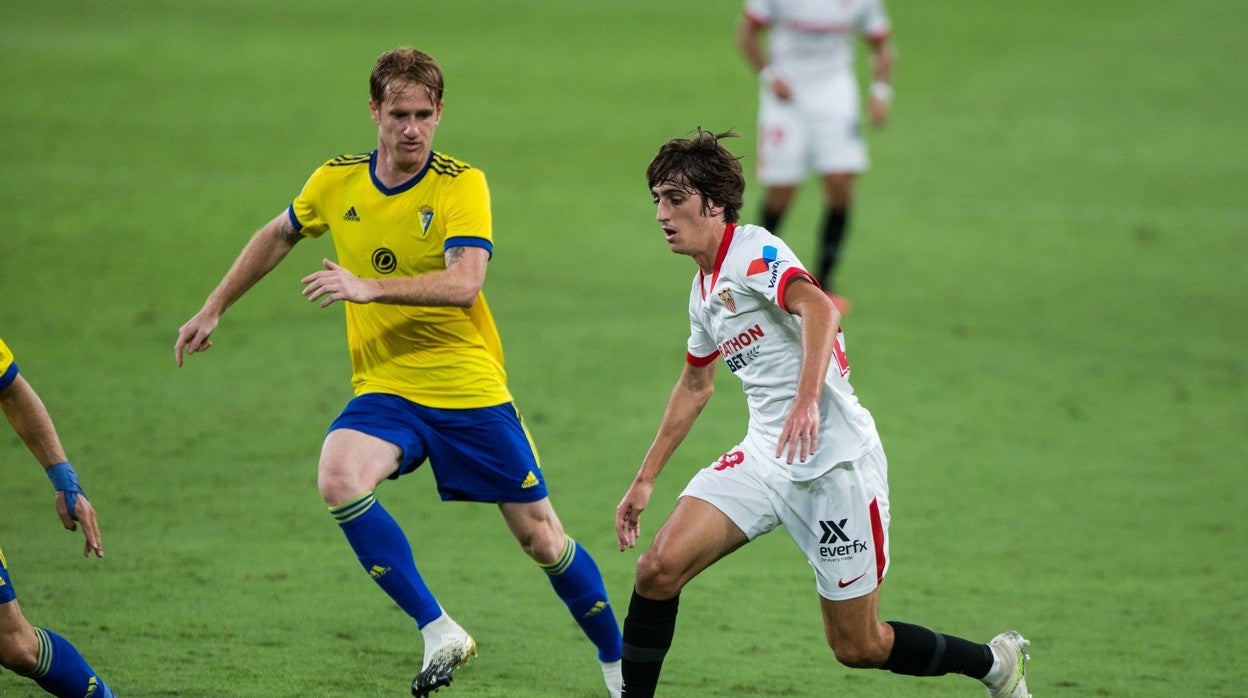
[{"x1": 1, "y1": 1, "x2": 1245, "y2": 696}]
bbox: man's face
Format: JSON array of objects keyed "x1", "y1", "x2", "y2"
[
  {"x1": 370, "y1": 80, "x2": 442, "y2": 172},
  {"x1": 651, "y1": 180, "x2": 724, "y2": 260}
]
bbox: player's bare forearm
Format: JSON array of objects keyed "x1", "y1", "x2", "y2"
[
  {"x1": 206, "y1": 214, "x2": 303, "y2": 314},
  {"x1": 635, "y1": 363, "x2": 716, "y2": 484},
  {"x1": 777, "y1": 282, "x2": 837, "y2": 462},
  {"x1": 308, "y1": 245, "x2": 488, "y2": 309},
  {"x1": 868, "y1": 35, "x2": 894, "y2": 87},
  {"x1": 735, "y1": 16, "x2": 768, "y2": 74},
  {"x1": 368, "y1": 245, "x2": 487, "y2": 308},
  {"x1": 176, "y1": 213, "x2": 300, "y2": 365},
  {"x1": 0, "y1": 375, "x2": 68, "y2": 467},
  {"x1": 787, "y1": 281, "x2": 836, "y2": 403}
]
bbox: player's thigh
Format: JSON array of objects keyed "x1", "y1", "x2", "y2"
[
  {"x1": 424, "y1": 403, "x2": 549, "y2": 503},
  {"x1": 318, "y1": 427, "x2": 404, "y2": 504},
  {"x1": 810, "y1": 112, "x2": 868, "y2": 175},
  {"x1": 774, "y1": 449, "x2": 890, "y2": 601},
  {"x1": 638, "y1": 448, "x2": 775, "y2": 593},
  {"x1": 0, "y1": 599, "x2": 38, "y2": 668},
  {"x1": 757, "y1": 92, "x2": 810, "y2": 186},
  {"x1": 638, "y1": 496, "x2": 749, "y2": 596}
]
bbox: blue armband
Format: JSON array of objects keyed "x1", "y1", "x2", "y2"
[{"x1": 46, "y1": 461, "x2": 84, "y2": 520}]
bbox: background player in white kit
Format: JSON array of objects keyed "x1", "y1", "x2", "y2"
[
  {"x1": 736, "y1": 0, "x2": 895, "y2": 313},
  {"x1": 614, "y1": 130, "x2": 1030, "y2": 698}
]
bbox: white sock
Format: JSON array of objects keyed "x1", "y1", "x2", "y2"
[
  {"x1": 981, "y1": 643, "x2": 1005, "y2": 685},
  {"x1": 601, "y1": 659, "x2": 622, "y2": 698},
  {"x1": 420, "y1": 612, "x2": 462, "y2": 663}
]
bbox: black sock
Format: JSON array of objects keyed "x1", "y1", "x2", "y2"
[
  {"x1": 880, "y1": 621, "x2": 994, "y2": 679},
  {"x1": 818, "y1": 208, "x2": 849, "y2": 289},
  {"x1": 761, "y1": 206, "x2": 784, "y2": 235},
  {"x1": 620, "y1": 590, "x2": 680, "y2": 697}
]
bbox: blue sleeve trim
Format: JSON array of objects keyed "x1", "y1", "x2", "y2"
[
  {"x1": 286, "y1": 205, "x2": 303, "y2": 232},
  {"x1": 445, "y1": 236, "x2": 493, "y2": 259},
  {"x1": 0, "y1": 361, "x2": 17, "y2": 391}
]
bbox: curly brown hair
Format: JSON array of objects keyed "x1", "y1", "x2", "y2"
[
  {"x1": 646, "y1": 128, "x2": 745, "y2": 223},
  {"x1": 370, "y1": 47, "x2": 444, "y2": 105}
]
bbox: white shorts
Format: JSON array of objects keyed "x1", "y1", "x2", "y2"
[
  {"x1": 756, "y1": 73, "x2": 869, "y2": 185},
  {"x1": 680, "y1": 442, "x2": 890, "y2": 601}
]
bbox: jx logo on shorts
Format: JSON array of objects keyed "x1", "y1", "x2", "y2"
[{"x1": 818, "y1": 518, "x2": 868, "y2": 559}]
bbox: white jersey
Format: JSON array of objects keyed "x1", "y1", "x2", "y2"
[
  {"x1": 744, "y1": 0, "x2": 891, "y2": 83},
  {"x1": 686, "y1": 223, "x2": 879, "y2": 480}
]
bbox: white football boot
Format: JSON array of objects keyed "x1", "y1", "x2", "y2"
[
  {"x1": 411, "y1": 615, "x2": 477, "y2": 697},
  {"x1": 984, "y1": 630, "x2": 1031, "y2": 698}
]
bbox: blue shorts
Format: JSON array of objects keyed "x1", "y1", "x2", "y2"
[
  {"x1": 329, "y1": 393, "x2": 549, "y2": 503},
  {"x1": 0, "y1": 547, "x2": 15, "y2": 604}
]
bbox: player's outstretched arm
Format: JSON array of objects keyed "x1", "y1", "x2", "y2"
[
  {"x1": 0, "y1": 374, "x2": 104, "y2": 557},
  {"x1": 616, "y1": 361, "x2": 716, "y2": 550},
  {"x1": 175, "y1": 212, "x2": 303, "y2": 366}
]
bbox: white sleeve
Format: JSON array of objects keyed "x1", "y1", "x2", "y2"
[
  {"x1": 860, "y1": 0, "x2": 891, "y2": 38},
  {"x1": 686, "y1": 276, "x2": 718, "y2": 360}
]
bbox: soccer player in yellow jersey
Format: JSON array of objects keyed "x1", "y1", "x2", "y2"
[
  {"x1": 0, "y1": 338, "x2": 113, "y2": 697},
  {"x1": 174, "y1": 47, "x2": 623, "y2": 697}
]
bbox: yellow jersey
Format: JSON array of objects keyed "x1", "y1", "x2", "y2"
[{"x1": 288, "y1": 151, "x2": 512, "y2": 408}]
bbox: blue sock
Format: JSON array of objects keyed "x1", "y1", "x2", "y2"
[
  {"x1": 542, "y1": 537, "x2": 623, "y2": 662},
  {"x1": 331, "y1": 492, "x2": 443, "y2": 627},
  {"x1": 21, "y1": 628, "x2": 113, "y2": 698}
]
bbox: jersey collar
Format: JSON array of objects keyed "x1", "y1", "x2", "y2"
[
  {"x1": 698, "y1": 222, "x2": 737, "y2": 301},
  {"x1": 369, "y1": 150, "x2": 433, "y2": 196}
]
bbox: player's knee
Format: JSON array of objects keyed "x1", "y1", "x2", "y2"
[
  {"x1": 317, "y1": 464, "x2": 367, "y2": 506},
  {"x1": 633, "y1": 550, "x2": 684, "y2": 600},
  {"x1": 826, "y1": 635, "x2": 886, "y2": 669},
  {"x1": 0, "y1": 629, "x2": 40, "y2": 674},
  {"x1": 316, "y1": 469, "x2": 345, "y2": 504},
  {"x1": 515, "y1": 523, "x2": 564, "y2": 565}
]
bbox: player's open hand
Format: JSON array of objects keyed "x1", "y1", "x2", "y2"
[
  {"x1": 616, "y1": 480, "x2": 654, "y2": 551},
  {"x1": 56, "y1": 491, "x2": 104, "y2": 558},
  {"x1": 776, "y1": 398, "x2": 820, "y2": 465},
  {"x1": 302, "y1": 259, "x2": 376, "y2": 308},
  {"x1": 174, "y1": 311, "x2": 218, "y2": 367},
  {"x1": 769, "y1": 75, "x2": 794, "y2": 101}
]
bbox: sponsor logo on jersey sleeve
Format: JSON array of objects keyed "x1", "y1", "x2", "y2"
[{"x1": 747, "y1": 245, "x2": 778, "y2": 275}]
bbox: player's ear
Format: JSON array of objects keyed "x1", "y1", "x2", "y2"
[{"x1": 369, "y1": 99, "x2": 382, "y2": 125}]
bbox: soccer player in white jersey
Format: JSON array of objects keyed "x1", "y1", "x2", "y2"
[
  {"x1": 736, "y1": 0, "x2": 895, "y2": 313},
  {"x1": 614, "y1": 130, "x2": 1030, "y2": 698}
]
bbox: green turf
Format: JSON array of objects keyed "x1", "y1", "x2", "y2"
[{"x1": 1, "y1": 1, "x2": 1245, "y2": 696}]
